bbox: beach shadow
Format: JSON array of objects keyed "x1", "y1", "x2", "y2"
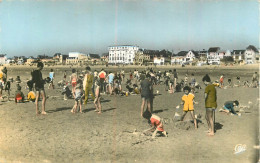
[
  {"x1": 101, "y1": 99, "x2": 111, "y2": 103},
  {"x1": 47, "y1": 107, "x2": 71, "y2": 113},
  {"x1": 197, "y1": 119, "x2": 203, "y2": 124},
  {"x1": 102, "y1": 107, "x2": 116, "y2": 112},
  {"x1": 153, "y1": 93, "x2": 162, "y2": 96},
  {"x1": 215, "y1": 122, "x2": 223, "y2": 132},
  {"x1": 83, "y1": 108, "x2": 96, "y2": 113},
  {"x1": 153, "y1": 109, "x2": 169, "y2": 113}
]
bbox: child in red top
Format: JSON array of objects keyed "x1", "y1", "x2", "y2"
[
  {"x1": 15, "y1": 85, "x2": 24, "y2": 103},
  {"x1": 145, "y1": 114, "x2": 168, "y2": 138}
]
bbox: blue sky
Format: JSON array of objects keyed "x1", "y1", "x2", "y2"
[{"x1": 0, "y1": 0, "x2": 259, "y2": 57}]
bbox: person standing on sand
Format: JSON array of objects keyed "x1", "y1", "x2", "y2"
[
  {"x1": 98, "y1": 69, "x2": 106, "y2": 94},
  {"x1": 180, "y1": 86, "x2": 197, "y2": 129},
  {"x1": 173, "y1": 69, "x2": 178, "y2": 93},
  {"x1": 31, "y1": 62, "x2": 47, "y2": 115},
  {"x1": 107, "y1": 71, "x2": 115, "y2": 95},
  {"x1": 71, "y1": 83, "x2": 84, "y2": 113},
  {"x1": 70, "y1": 69, "x2": 77, "y2": 98},
  {"x1": 219, "y1": 74, "x2": 224, "y2": 88},
  {"x1": 63, "y1": 70, "x2": 67, "y2": 81},
  {"x1": 202, "y1": 74, "x2": 217, "y2": 136},
  {"x1": 83, "y1": 66, "x2": 95, "y2": 105},
  {"x1": 94, "y1": 78, "x2": 102, "y2": 114},
  {"x1": 48, "y1": 69, "x2": 55, "y2": 89},
  {"x1": 140, "y1": 74, "x2": 152, "y2": 117},
  {"x1": 252, "y1": 72, "x2": 259, "y2": 88},
  {"x1": 0, "y1": 67, "x2": 7, "y2": 101}
]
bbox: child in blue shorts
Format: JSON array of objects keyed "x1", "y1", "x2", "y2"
[{"x1": 219, "y1": 100, "x2": 239, "y2": 115}]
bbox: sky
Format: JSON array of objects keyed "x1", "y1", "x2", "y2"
[{"x1": 0, "y1": 0, "x2": 259, "y2": 57}]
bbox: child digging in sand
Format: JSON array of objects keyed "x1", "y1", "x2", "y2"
[
  {"x1": 144, "y1": 114, "x2": 168, "y2": 138},
  {"x1": 71, "y1": 83, "x2": 84, "y2": 113},
  {"x1": 180, "y1": 86, "x2": 197, "y2": 129},
  {"x1": 219, "y1": 100, "x2": 240, "y2": 116}
]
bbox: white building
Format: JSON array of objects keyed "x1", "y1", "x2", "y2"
[
  {"x1": 154, "y1": 56, "x2": 165, "y2": 65},
  {"x1": 185, "y1": 50, "x2": 199, "y2": 62},
  {"x1": 225, "y1": 50, "x2": 231, "y2": 57},
  {"x1": 66, "y1": 52, "x2": 88, "y2": 64},
  {"x1": 207, "y1": 47, "x2": 220, "y2": 65},
  {"x1": 171, "y1": 50, "x2": 198, "y2": 65},
  {"x1": 0, "y1": 54, "x2": 7, "y2": 65},
  {"x1": 108, "y1": 45, "x2": 139, "y2": 64},
  {"x1": 171, "y1": 56, "x2": 185, "y2": 65},
  {"x1": 245, "y1": 45, "x2": 259, "y2": 64},
  {"x1": 232, "y1": 50, "x2": 245, "y2": 62}
]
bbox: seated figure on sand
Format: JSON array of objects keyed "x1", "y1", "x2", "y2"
[
  {"x1": 27, "y1": 80, "x2": 36, "y2": 102},
  {"x1": 15, "y1": 85, "x2": 25, "y2": 103}
]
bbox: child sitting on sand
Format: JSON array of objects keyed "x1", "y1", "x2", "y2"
[
  {"x1": 219, "y1": 100, "x2": 240, "y2": 116},
  {"x1": 62, "y1": 85, "x2": 72, "y2": 100},
  {"x1": 180, "y1": 86, "x2": 197, "y2": 129},
  {"x1": 234, "y1": 76, "x2": 240, "y2": 87},
  {"x1": 144, "y1": 114, "x2": 168, "y2": 138},
  {"x1": 15, "y1": 76, "x2": 21, "y2": 84},
  {"x1": 15, "y1": 85, "x2": 25, "y2": 103},
  {"x1": 71, "y1": 83, "x2": 84, "y2": 113},
  {"x1": 27, "y1": 80, "x2": 36, "y2": 102},
  {"x1": 244, "y1": 81, "x2": 250, "y2": 87},
  {"x1": 228, "y1": 78, "x2": 232, "y2": 87}
]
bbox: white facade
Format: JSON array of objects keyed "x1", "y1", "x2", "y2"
[
  {"x1": 171, "y1": 50, "x2": 197, "y2": 65},
  {"x1": 66, "y1": 52, "x2": 88, "y2": 64},
  {"x1": 68, "y1": 52, "x2": 85, "y2": 58},
  {"x1": 207, "y1": 55, "x2": 220, "y2": 65},
  {"x1": 207, "y1": 48, "x2": 220, "y2": 65},
  {"x1": 245, "y1": 49, "x2": 259, "y2": 64},
  {"x1": 218, "y1": 50, "x2": 226, "y2": 59},
  {"x1": 185, "y1": 51, "x2": 197, "y2": 62},
  {"x1": 154, "y1": 57, "x2": 165, "y2": 65},
  {"x1": 232, "y1": 50, "x2": 245, "y2": 61},
  {"x1": 0, "y1": 55, "x2": 7, "y2": 65},
  {"x1": 171, "y1": 56, "x2": 185, "y2": 65},
  {"x1": 225, "y1": 50, "x2": 231, "y2": 57},
  {"x1": 108, "y1": 45, "x2": 139, "y2": 64}
]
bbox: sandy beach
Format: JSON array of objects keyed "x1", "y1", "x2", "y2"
[{"x1": 0, "y1": 65, "x2": 259, "y2": 163}]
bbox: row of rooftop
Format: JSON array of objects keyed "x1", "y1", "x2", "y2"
[{"x1": 0, "y1": 45, "x2": 259, "y2": 66}]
